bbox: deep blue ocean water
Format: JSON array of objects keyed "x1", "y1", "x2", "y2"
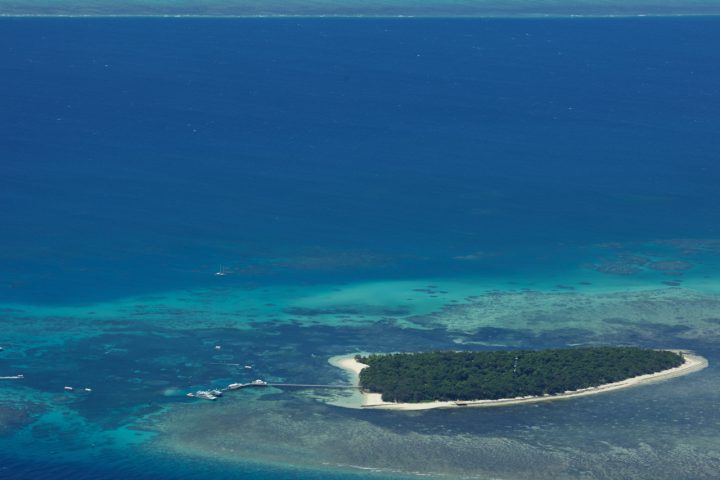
[
  {"x1": 1, "y1": 17, "x2": 720, "y2": 480},
  {"x1": 3, "y1": 17, "x2": 720, "y2": 305}
]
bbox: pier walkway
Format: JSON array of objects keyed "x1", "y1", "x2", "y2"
[
  {"x1": 266, "y1": 383, "x2": 356, "y2": 389},
  {"x1": 187, "y1": 380, "x2": 357, "y2": 400}
]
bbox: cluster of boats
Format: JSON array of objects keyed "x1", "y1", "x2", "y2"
[
  {"x1": 187, "y1": 389, "x2": 224, "y2": 401},
  {"x1": 188, "y1": 379, "x2": 269, "y2": 401}
]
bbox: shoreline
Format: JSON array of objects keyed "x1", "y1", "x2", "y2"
[{"x1": 329, "y1": 350, "x2": 708, "y2": 410}]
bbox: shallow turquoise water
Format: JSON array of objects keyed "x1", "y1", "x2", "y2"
[{"x1": 2, "y1": 259, "x2": 719, "y2": 478}]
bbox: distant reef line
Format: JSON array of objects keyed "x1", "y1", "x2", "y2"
[{"x1": 3, "y1": 1, "x2": 720, "y2": 18}]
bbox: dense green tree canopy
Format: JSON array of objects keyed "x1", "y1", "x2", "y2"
[{"x1": 357, "y1": 347, "x2": 684, "y2": 403}]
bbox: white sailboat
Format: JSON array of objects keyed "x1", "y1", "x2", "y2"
[{"x1": 215, "y1": 265, "x2": 226, "y2": 276}]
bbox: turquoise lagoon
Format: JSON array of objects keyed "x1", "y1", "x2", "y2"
[{"x1": 2, "y1": 251, "x2": 720, "y2": 479}]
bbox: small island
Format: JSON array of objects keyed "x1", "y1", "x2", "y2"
[{"x1": 329, "y1": 347, "x2": 707, "y2": 410}]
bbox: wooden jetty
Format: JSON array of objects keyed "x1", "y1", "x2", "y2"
[{"x1": 187, "y1": 379, "x2": 357, "y2": 401}]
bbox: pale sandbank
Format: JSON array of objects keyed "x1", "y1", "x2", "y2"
[{"x1": 328, "y1": 350, "x2": 708, "y2": 411}]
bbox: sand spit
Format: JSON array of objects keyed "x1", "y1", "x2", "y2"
[{"x1": 329, "y1": 351, "x2": 708, "y2": 411}]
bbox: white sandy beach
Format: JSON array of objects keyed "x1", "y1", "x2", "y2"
[{"x1": 329, "y1": 350, "x2": 708, "y2": 411}]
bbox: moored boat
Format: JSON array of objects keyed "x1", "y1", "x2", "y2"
[{"x1": 194, "y1": 390, "x2": 218, "y2": 400}]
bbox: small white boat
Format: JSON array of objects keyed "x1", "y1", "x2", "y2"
[
  {"x1": 84, "y1": 388, "x2": 92, "y2": 392},
  {"x1": 228, "y1": 383, "x2": 243, "y2": 390},
  {"x1": 250, "y1": 379, "x2": 268, "y2": 386},
  {"x1": 210, "y1": 389, "x2": 223, "y2": 397},
  {"x1": 215, "y1": 265, "x2": 226, "y2": 276},
  {"x1": 64, "y1": 386, "x2": 74, "y2": 391},
  {"x1": 214, "y1": 345, "x2": 222, "y2": 350},
  {"x1": 244, "y1": 365, "x2": 253, "y2": 369}
]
